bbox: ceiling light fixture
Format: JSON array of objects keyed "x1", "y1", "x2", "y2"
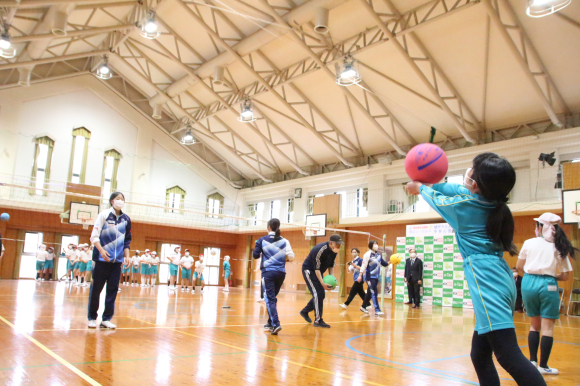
[
  {"x1": 526, "y1": 0, "x2": 571, "y2": 17},
  {"x1": 335, "y1": 55, "x2": 361, "y2": 86},
  {"x1": 95, "y1": 56, "x2": 112, "y2": 80},
  {"x1": 0, "y1": 32, "x2": 16, "y2": 58},
  {"x1": 238, "y1": 97, "x2": 256, "y2": 122},
  {"x1": 140, "y1": 11, "x2": 160, "y2": 39},
  {"x1": 181, "y1": 126, "x2": 196, "y2": 145}
]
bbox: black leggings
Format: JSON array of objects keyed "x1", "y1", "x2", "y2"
[
  {"x1": 345, "y1": 280, "x2": 367, "y2": 306},
  {"x1": 471, "y1": 329, "x2": 546, "y2": 386}
]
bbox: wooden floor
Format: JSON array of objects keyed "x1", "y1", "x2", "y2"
[{"x1": 0, "y1": 281, "x2": 578, "y2": 386}]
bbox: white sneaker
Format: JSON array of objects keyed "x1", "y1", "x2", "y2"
[
  {"x1": 140, "y1": 284, "x2": 145, "y2": 288},
  {"x1": 88, "y1": 320, "x2": 97, "y2": 328},
  {"x1": 223, "y1": 288, "x2": 229, "y2": 292},
  {"x1": 118, "y1": 288, "x2": 121, "y2": 292},
  {"x1": 365, "y1": 305, "x2": 373, "y2": 310},
  {"x1": 340, "y1": 303, "x2": 347, "y2": 309},
  {"x1": 538, "y1": 367, "x2": 558, "y2": 375},
  {"x1": 100, "y1": 321, "x2": 116, "y2": 329},
  {"x1": 41, "y1": 278, "x2": 45, "y2": 281},
  {"x1": 84, "y1": 283, "x2": 91, "y2": 287},
  {"x1": 531, "y1": 361, "x2": 538, "y2": 368},
  {"x1": 360, "y1": 306, "x2": 369, "y2": 314},
  {"x1": 376, "y1": 311, "x2": 385, "y2": 316}
]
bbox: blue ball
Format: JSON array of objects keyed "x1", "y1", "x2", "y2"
[{"x1": 0, "y1": 213, "x2": 9, "y2": 222}]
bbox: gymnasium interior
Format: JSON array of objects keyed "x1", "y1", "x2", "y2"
[{"x1": 0, "y1": 0, "x2": 579, "y2": 384}]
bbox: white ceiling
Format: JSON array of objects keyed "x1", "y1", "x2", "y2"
[{"x1": 1, "y1": 0, "x2": 579, "y2": 186}]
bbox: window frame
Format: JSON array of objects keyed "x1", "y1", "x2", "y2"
[{"x1": 67, "y1": 127, "x2": 91, "y2": 184}]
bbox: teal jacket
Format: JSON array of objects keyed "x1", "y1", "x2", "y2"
[{"x1": 419, "y1": 183, "x2": 504, "y2": 258}]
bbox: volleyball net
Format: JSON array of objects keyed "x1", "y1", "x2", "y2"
[{"x1": 0, "y1": 173, "x2": 390, "y2": 260}]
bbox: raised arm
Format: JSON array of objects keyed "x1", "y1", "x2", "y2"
[{"x1": 418, "y1": 184, "x2": 474, "y2": 229}]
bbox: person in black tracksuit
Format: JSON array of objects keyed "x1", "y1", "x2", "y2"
[
  {"x1": 404, "y1": 248, "x2": 423, "y2": 308},
  {"x1": 340, "y1": 248, "x2": 370, "y2": 312},
  {"x1": 300, "y1": 234, "x2": 343, "y2": 328}
]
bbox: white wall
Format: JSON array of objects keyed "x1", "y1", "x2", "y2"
[
  {"x1": 0, "y1": 75, "x2": 241, "y2": 208},
  {"x1": 149, "y1": 141, "x2": 215, "y2": 205},
  {"x1": 15, "y1": 89, "x2": 137, "y2": 191}
]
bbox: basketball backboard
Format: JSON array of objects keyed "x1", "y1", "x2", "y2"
[
  {"x1": 305, "y1": 214, "x2": 327, "y2": 237},
  {"x1": 562, "y1": 189, "x2": 580, "y2": 224},
  {"x1": 69, "y1": 202, "x2": 99, "y2": 229}
]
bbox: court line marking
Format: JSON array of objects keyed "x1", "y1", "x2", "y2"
[
  {"x1": 0, "y1": 347, "x2": 299, "y2": 372},
  {"x1": 30, "y1": 315, "x2": 438, "y2": 332},
  {"x1": 126, "y1": 316, "x2": 389, "y2": 386},
  {"x1": 345, "y1": 332, "x2": 524, "y2": 384},
  {"x1": 212, "y1": 327, "x2": 481, "y2": 385},
  {"x1": 0, "y1": 315, "x2": 101, "y2": 386}
]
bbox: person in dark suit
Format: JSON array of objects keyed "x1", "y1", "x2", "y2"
[{"x1": 404, "y1": 248, "x2": 423, "y2": 308}]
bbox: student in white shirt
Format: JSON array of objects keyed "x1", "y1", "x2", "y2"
[
  {"x1": 72, "y1": 245, "x2": 83, "y2": 285},
  {"x1": 140, "y1": 249, "x2": 152, "y2": 287},
  {"x1": 122, "y1": 253, "x2": 132, "y2": 286},
  {"x1": 517, "y1": 213, "x2": 577, "y2": 376},
  {"x1": 167, "y1": 246, "x2": 181, "y2": 291},
  {"x1": 79, "y1": 244, "x2": 92, "y2": 287},
  {"x1": 36, "y1": 244, "x2": 48, "y2": 282},
  {"x1": 43, "y1": 246, "x2": 55, "y2": 281},
  {"x1": 131, "y1": 250, "x2": 140, "y2": 286},
  {"x1": 193, "y1": 254, "x2": 206, "y2": 291},
  {"x1": 180, "y1": 249, "x2": 194, "y2": 291},
  {"x1": 64, "y1": 244, "x2": 76, "y2": 282},
  {"x1": 150, "y1": 251, "x2": 160, "y2": 287}
]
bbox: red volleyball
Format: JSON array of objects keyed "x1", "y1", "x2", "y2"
[{"x1": 404, "y1": 143, "x2": 448, "y2": 184}]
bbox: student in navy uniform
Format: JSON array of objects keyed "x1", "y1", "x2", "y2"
[
  {"x1": 340, "y1": 247, "x2": 370, "y2": 312},
  {"x1": 406, "y1": 152, "x2": 546, "y2": 386},
  {"x1": 252, "y1": 218, "x2": 294, "y2": 335},
  {"x1": 360, "y1": 240, "x2": 390, "y2": 315},
  {"x1": 87, "y1": 192, "x2": 131, "y2": 329},
  {"x1": 404, "y1": 248, "x2": 423, "y2": 308},
  {"x1": 299, "y1": 234, "x2": 343, "y2": 328}
]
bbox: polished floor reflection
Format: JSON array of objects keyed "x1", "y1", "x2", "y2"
[{"x1": 0, "y1": 280, "x2": 578, "y2": 385}]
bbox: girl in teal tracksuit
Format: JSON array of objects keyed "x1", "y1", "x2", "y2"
[{"x1": 406, "y1": 152, "x2": 545, "y2": 386}]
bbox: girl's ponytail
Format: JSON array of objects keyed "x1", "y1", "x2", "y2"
[
  {"x1": 486, "y1": 202, "x2": 518, "y2": 256},
  {"x1": 553, "y1": 225, "x2": 578, "y2": 260},
  {"x1": 267, "y1": 218, "x2": 281, "y2": 241}
]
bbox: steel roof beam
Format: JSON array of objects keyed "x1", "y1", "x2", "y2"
[{"x1": 483, "y1": 0, "x2": 569, "y2": 127}]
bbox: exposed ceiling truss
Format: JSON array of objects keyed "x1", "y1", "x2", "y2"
[{"x1": 0, "y1": 0, "x2": 577, "y2": 190}]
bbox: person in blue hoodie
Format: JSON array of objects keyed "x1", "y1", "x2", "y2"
[
  {"x1": 87, "y1": 192, "x2": 132, "y2": 329},
  {"x1": 359, "y1": 240, "x2": 390, "y2": 316},
  {"x1": 253, "y1": 218, "x2": 294, "y2": 335},
  {"x1": 340, "y1": 248, "x2": 370, "y2": 312}
]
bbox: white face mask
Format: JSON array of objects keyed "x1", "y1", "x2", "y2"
[
  {"x1": 185, "y1": 252, "x2": 190, "y2": 256},
  {"x1": 372, "y1": 244, "x2": 379, "y2": 252},
  {"x1": 112, "y1": 200, "x2": 125, "y2": 210},
  {"x1": 410, "y1": 253, "x2": 417, "y2": 258},
  {"x1": 513, "y1": 272, "x2": 518, "y2": 277},
  {"x1": 464, "y1": 168, "x2": 475, "y2": 189}
]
